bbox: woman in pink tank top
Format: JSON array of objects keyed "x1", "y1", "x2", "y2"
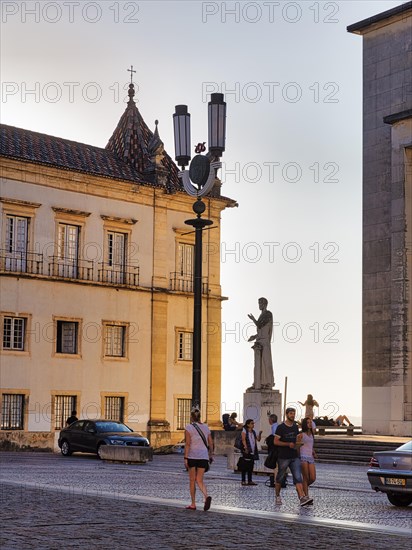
[{"x1": 297, "y1": 417, "x2": 317, "y2": 498}]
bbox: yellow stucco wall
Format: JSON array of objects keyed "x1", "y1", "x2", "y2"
[{"x1": 0, "y1": 158, "x2": 232, "y2": 448}]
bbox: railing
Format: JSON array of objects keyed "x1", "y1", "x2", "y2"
[
  {"x1": 0, "y1": 249, "x2": 43, "y2": 275},
  {"x1": 48, "y1": 257, "x2": 94, "y2": 281},
  {"x1": 98, "y1": 263, "x2": 140, "y2": 287},
  {"x1": 169, "y1": 272, "x2": 208, "y2": 294}
]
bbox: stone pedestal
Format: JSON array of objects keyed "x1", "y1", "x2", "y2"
[{"x1": 243, "y1": 389, "x2": 282, "y2": 437}]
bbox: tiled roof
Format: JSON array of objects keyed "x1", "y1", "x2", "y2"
[
  {"x1": 0, "y1": 87, "x2": 181, "y2": 192},
  {"x1": 0, "y1": 124, "x2": 146, "y2": 184}
]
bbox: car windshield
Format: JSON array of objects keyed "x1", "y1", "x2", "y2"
[
  {"x1": 95, "y1": 421, "x2": 132, "y2": 433},
  {"x1": 396, "y1": 441, "x2": 412, "y2": 452}
]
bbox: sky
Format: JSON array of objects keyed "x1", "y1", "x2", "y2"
[{"x1": 1, "y1": 0, "x2": 406, "y2": 423}]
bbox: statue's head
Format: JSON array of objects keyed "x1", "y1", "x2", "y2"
[{"x1": 258, "y1": 297, "x2": 268, "y2": 309}]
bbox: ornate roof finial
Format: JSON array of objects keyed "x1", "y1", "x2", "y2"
[
  {"x1": 127, "y1": 65, "x2": 136, "y2": 84},
  {"x1": 148, "y1": 119, "x2": 164, "y2": 157}
]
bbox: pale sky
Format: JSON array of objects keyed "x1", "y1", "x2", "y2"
[{"x1": 1, "y1": 0, "x2": 406, "y2": 422}]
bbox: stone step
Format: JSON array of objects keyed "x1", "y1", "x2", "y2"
[{"x1": 314, "y1": 439, "x2": 401, "y2": 464}]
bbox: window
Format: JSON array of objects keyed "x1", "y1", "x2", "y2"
[
  {"x1": 177, "y1": 398, "x2": 191, "y2": 430},
  {"x1": 6, "y1": 215, "x2": 28, "y2": 253},
  {"x1": 56, "y1": 321, "x2": 78, "y2": 354},
  {"x1": 57, "y1": 223, "x2": 79, "y2": 277},
  {"x1": 103, "y1": 231, "x2": 127, "y2": 284},
  {"x1": 1, "y1": 394, "x2": 24, "y2": 430},
  {"x1": 58, "y1": 223, "x2": 79, "y2": 261},
  {"x1": 54, "y1": 395, "x2": 77, "y2": 430},
  {"x1": 3, "y1": 316, "x2": 25, "y2": 350},
  {"x1": 104, "y1": 397, "x2": 124, "y2": 422},
  {"x1": 177, "y1": 331, "x2": 193, "y2": 361},
  {"x1": 170, "y1": 242, "x2": 195, "y2": 291},
  {"x1": 104, "y1": 325, "x2": 126, "y2": 357},
  {"x1": 177, "y1": 243, "x2": 194, "y2": 278},
  {"x1": 108, "y1": 231, "x2": 126, "y2": 268},
  {"x1": 4, "y1": 215, "x2": 28, "y2": 271}
]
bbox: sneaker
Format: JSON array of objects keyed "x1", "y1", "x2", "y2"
[
  {"x1": 300, "y1": 496, "x2": 313, "y2": 507},
  {"x1": 275, "y1": 496, "x2": 282, "y2": 505},
  {"x1": 247, "y1": 481, "x2": 257, "y2": 486}
]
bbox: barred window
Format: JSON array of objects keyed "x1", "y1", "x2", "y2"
[
  {"x1": 105, "y1": 325, "x2": 126, "y2": 357},
  {"x1": 56, "y1": 321, "x2": 78, "y2": 354},
  {"x1": 54, "y1": 395, "x2": 77, "y2": 430},
  {"x1": 104, "y1": 397, "x2": 124, "y2": 422},
  {"x1": 1, "y1": 394, "x2": 24, "y2": 430},
  {"x1": 3, "y1": 317, "x2": 25, "y2": 350},
  {"x1": 177, "y1": 398, "x2": 191, "y2": 430},
  {"x1": 177, "y1": 331, "x2": 193, "y2": 361}
]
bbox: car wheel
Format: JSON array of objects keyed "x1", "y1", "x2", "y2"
[
  {"x1": 387, "y1": 494, "x2": 412, "y2": 507},
  {"x1": 60, "y1": 440, "x2": 72, "y2": 457},
  {"x1": 97, "y1": 443, "x2": 106, "y2": 459}
]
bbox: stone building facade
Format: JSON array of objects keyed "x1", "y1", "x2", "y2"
[
  {"x1": 348, "y1": 2, "x2": 412, "y2": 436},
  {"x1": 0, "y1": 83, "x2": 236, "y2": 450}
]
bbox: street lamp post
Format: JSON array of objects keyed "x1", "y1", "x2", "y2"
[{"x1": 173, "y1": 93, "x2": 227, "y2": 410}]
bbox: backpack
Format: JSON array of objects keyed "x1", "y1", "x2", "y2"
[{"x1": 234, "y1": 431, "x2": 243, "y2": 450}]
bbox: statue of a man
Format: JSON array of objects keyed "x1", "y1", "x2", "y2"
[{"x1": 247, "y1": 297, "x2": 274, "y2": 390}]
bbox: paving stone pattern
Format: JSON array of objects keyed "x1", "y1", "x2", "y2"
[
  {"x1": 1, "y1": 452, "x2": 411, "y2": 549},
  {"x1": 0, "y1": 483, "x2": 410, "y2": 550}
]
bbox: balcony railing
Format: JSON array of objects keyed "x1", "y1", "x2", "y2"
[
  {"x1": 169, "y1": 272, "x2": 208, "y2": 294},
  {"x1": 48, "y1": 257, "x2": 94, "y2": 281},
  {"x1": 98, "y1": 263, "x2": 140, "y2": 287},
  {"x1": 0, "y1": 249, "x2": 43, "y2": 275}
]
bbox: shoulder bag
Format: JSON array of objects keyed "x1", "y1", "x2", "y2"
[{"x1": 191, "y1": 423, "x2": 211, "y2": 472}]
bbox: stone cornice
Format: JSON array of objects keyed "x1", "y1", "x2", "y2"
[
  {"x1": 383, "y1": 109, "x2": 412, "y2": 125},
  {"x1": 0, "y1": 197, "x2": 41, "y2": 209},
  {"x1": 100, "y1": 215, "x2": 137, "y2": 225},
  {"x1": 52, "y1": 207, "x2": 91, "y2": 217}
]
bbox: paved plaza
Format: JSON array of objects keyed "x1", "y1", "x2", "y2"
[{"x1": 0, "y1": 452, "x2": 411, "y2": 549}]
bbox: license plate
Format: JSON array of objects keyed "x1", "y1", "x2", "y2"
[{"x1": 385, "y1": 478, "x2": 406, "y2": 486}]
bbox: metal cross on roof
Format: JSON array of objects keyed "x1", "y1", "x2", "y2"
[{"x1": 127, "y1": 65, "x2": 136, "y2": 84}]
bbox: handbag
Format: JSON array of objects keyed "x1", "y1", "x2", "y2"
[
  {"x1": 237, "y1": 455, "x2": 253, "y2": 471},
  {"x1": 192, "y1": 422, "x2": 211, "y2": 472}
]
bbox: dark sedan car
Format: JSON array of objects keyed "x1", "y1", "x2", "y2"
[
  {"x1": 367, "y1": 440, "x2": 412, "y2": 507},
  {"x1": 58, "y1": 419, "x2": 150, "y2": 458}
]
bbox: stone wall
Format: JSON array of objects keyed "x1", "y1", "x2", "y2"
[
  {"x1": 357, "y1": 7, "x2": 412, "y2": 435},
  {"x1": 0, "y1": 431, "x2": 54, "y2": 451}
]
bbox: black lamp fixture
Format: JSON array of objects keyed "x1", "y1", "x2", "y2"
[
  {"x1": 208, "y1": 93, "x2": 226, "y2": 159},
  {"x1": 173, "y1": 104, "x2": 191, "y2": 169},
  {"x1": 172, "y1": 93, "x2": 227, "y2": 410}
]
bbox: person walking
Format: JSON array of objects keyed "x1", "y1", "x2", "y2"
[
  {"x1": 274, "y1": 407, "x2": 313, "y2": 506},
  {"x1": 239, "y1": 419, "x2": 262, "y2": 486},
  {"x1": 297, "y1": 417, "x2": 317, "y2": 499},
  {"x1": 184, "y1": 409, "x2": 213, "y2": 511}
]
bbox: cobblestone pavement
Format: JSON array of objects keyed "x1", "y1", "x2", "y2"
[{"x1": 1, "y1": 452, "x2": 411, "y2": 549}]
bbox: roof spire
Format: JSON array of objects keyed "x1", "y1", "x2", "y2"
[{"x1": 127, "y1": 65, "x2": 136, "y2": 84}]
